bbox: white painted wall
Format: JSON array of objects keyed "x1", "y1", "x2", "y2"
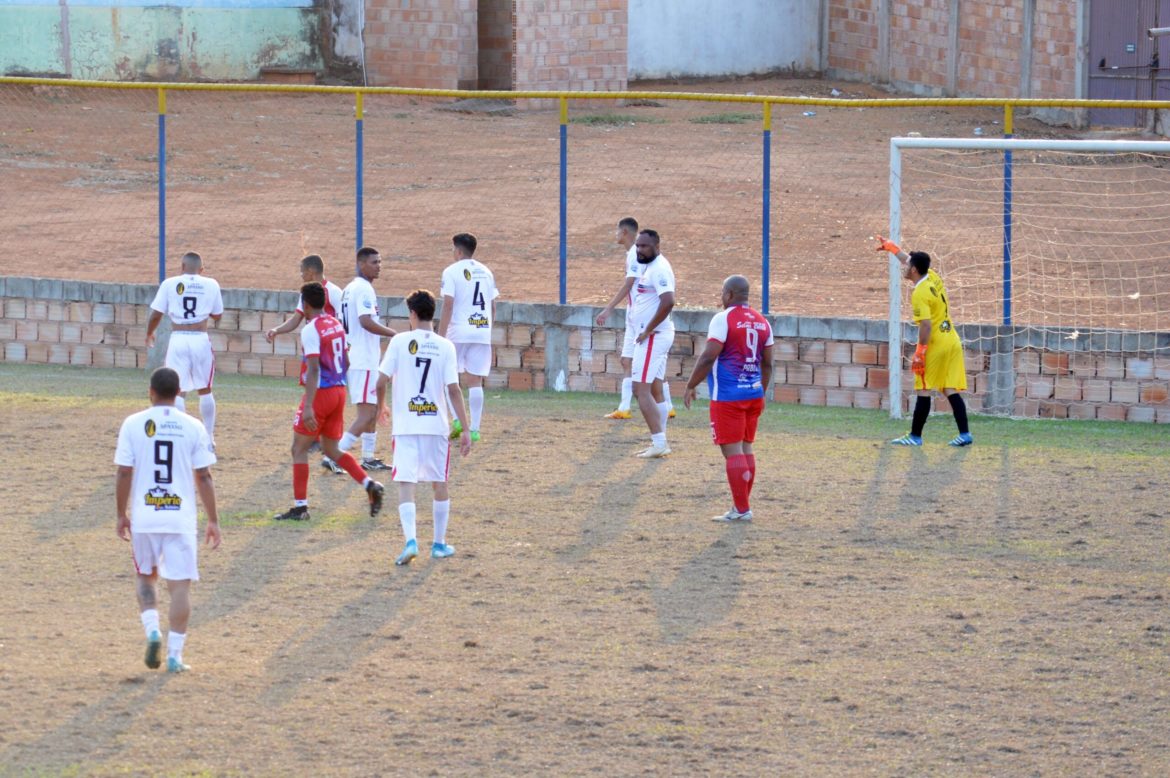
[
  {"x1": 629, "y1": 0, "x2": 822, "y2": 79},
  {"x1": 331, "y1": 0, "x2": 364, "y2": 62}
]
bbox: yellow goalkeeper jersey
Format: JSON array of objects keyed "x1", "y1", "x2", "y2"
[{"x1": 910, "y1": 269, "x2": 966, "y2": 391}]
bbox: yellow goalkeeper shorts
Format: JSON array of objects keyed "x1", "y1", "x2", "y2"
[{"x1": 917, "y1": 334, "x2": 967, "y2": 392}]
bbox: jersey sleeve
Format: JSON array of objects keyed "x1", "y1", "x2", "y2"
[
  {"x1": 441, "y1": 340, "x2": 459, "y2": 387},
  {"x1": 295, "y1": 294, "x2": 305, "y2": 315},
  {"x1": 706, "y1": 310, "x2": 729, "y2": 343},
  {"x1": 190, "y1": 420, "x2": 217, "y2": 469},
  {"x1": 763, "y1": 320, "x2": 775, "y2": 346},
  {"x1": 300, "y1": 322, "x2": 321, "y2": 356},
  {"x1": 651, "y1": 264, "x2": 675, "y2": 297},
  {"x1": 210, "y1": 282, "x2": 224, "y2": 316},
  {"x1": 149, "y1": 281, "x2": 169, "y2": 314},
  {"x1": 625, "y1": 248, "x2": 640, "y2": 279},
  {"x1": 910, "y1": 286, "x2": 929, "y2": 323},
  {"x1": 440, "y1": 267, "x2": 455, "y2": 298},
  {"x1": 357, "y1": 284, "x2": 377, "y2": 318},
  {"x1": 377, "y1": 336, "x2": 398, "y2": 378},
  {"x1": 114, "y1": 418, "x2": 136, "y2": 466}
]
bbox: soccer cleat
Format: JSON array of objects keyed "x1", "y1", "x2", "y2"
[
  {"x1": 668, "y1": 408, "x2": 677, "y2": 419},
  {"x1": 321, "y1": 457, "x2": 344, "y2": 475},
  {"x1": 712, "y1": 508, "x2": 753, "y2": 523},
  {"x1": 362, "y1": 457, "x2": 391, "y2": 471},
  {"x1": 948, "y1": 432, "x2": 974, "y2": 447},
  {"x1": 366, "y1": 480, "x2": 385, "y2": 518},
  {"x1": 144, "y1": 630, "x2": 162, "y2": 670},
  {"x1": 890, "y1": 434, "x2": 923, "y2": 446},
  {"x1": 449, "y1": 418, "x2": 463, "y2": 440},
  {"x1": 431, "y1": 542, "x2": 456, "y2": 559},
  {"x1": 395, "y1": 539, "x2": 418, "y2": 566},
  {"x1": 604, "y1": 409, "x2": 632, "y2": 420},
  {"x1": 166, "y1": 657, "x2": 190, "y2": 674},
  {"x1": 636, "y1": 444, "x2": 672, "y2": 458},
  {"x1": 274, "y1": 505, "x2": 311, "y2": 522},
  {"x1": 470, "y1": 430, "x2": 481, "y2": 443}
]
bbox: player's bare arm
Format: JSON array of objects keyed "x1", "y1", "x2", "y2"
[
  {"x1": 195, "y1": 467, "x2": 221, "y2": 549},
  {"x1": 375, "y1": 372, "x2": 391, "y2": 425},
  {"x1": 359, "y1": 313, "x2": 397, "y2": 339},
  {"x1": 596, "y1": 277, "x2": 636, "y2": 326},
  {"x1": 635, "y1": 291, "x2": 675, "y2": 344},
  {"x1": 115, "y1": 465, "x2": 134, "y2": 540},
  {"x1": 301, "y1": 357, "x2": 321, "y2": 432},
  {"x1": 266, "y1": 311, "x2": 305, "y2": 342},
  {"x1": 446, "y1": 382, "x2": 473, "y2": 456},
  {"x1": 683, "y1": 339, "x2": 724, "y2": 409},
  {"x1": 438, "y1": 295, "x2": 454, "y2": 339},
  {"x1": 144, "y1": 310, "x2": 164, "y2": 348}
]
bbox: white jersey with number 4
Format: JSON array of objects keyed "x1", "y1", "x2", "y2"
[
  {"x1": 441, "y1": 259, "x2": 499, "y2": 345},
  {"x1": 114, "y1": 405, "x2": 216, "y2": 534},
  {"x1": 150, "y1": 274, "x2": 224, "y2": 325},
  {"x1": 378, "y1": 328, "x2": 459, "y2": 437},
  {"x1": 341, "y1": 276, "x2": 382, "y2": 370}
]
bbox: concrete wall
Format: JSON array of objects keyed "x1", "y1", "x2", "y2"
[
  {"x1": 628, "y1": 0, "x2": 821, "y2": 79},
  {"x1": 0, "y1": 0, "x2": 322, "y2": 81},
  {"x1": 3, "y1": 276, "x2": 1168, "y2": 423}
]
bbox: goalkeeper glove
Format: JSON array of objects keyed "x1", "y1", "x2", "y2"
[
  {"x1": 911, "y1": 343, "x2": 927, "y2": 378},
  {"x1": 876, "y1": 236, "x2": 902, "y2": 254}
]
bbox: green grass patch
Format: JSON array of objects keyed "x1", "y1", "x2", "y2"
[
  {"x1": 569, "y1": 114, "x2": 666, "y2": 126},
  {"x1": 689, "y1": 112, "x2": 759, "y2": 125}
]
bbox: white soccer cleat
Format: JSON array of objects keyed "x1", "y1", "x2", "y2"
[
  {"x1": 712, "y1": 508, "x2": 753, "y2": 522},
  {"x1": 636, "y1": 444, "x2": 672, "y2": 458}
]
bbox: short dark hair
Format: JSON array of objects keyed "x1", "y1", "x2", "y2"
[
  {"x1": 639, "y1": 229, "x2": 660, "y2": 244},
  {"x1": 180, "y1": 251, "x2": 202, "y2": 271},
  {"x1": 908, "y1": 251, "x2": 932, "y2": 276},
  {"x1": 356, "y1": 246, "x2": 380, "y2": 262},
  {"x1": 618, "y1": 217, "x2": 638, "y2": 233},
  {"x1": 300, "y1": 254, "x2": 324, "y2": 274},
  {"x1": 406, "y1": 289, "x2": 436, "y2": 321},
  {"x1": 300, "y1": 282, "x2": 326, "y2": 311},
  {"x1": 453, "y1": 233, "x2": 477, "y2": 256},
  {"x1": 150, "y1": 367, "x2": 181, "y2": 400}
]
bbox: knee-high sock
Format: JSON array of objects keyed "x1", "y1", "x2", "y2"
[
  {"x1": 911, "y1": 395, "x2": 932, "y2": 438},
  {"x1": 663, "y1": 381, "x2": 673, "y2": 409},
  {"x1": 619, "y1": 377, "x2": 633, "y2": 411},
  {"x1": 335, "y1": 452, "x2": 367, "y2": 484},
  {"x1": 657, "y1": 400, "x2": 671, "y2": 430},
  {"x1": 167, "y1": 631, "x2": 186, "y2": 660},
  {"x1": 361, "y1": 432, "x2": 376, "y2": 460},
  {"x1": 398, "y1": 502, "x2": 417, "y2": 543},
  {"x1": 726, "y1": 454, "x2": 752, "y2": 513},
  {"x1": 292, "y1": 463, "x2": 309, "y2": 504},
  {"x1": 744, "y1": 454, "x2": 757, "y2": 500},
  {"x1": 947, "y1": 393, "x2": 969, "y2": 435},
  {"x1": 199, "y1": 393, "x2": 216, "y2": 439},
  {"x1": 338, "y1": 431, "x2": 358, "y2": 453},
  {"x1": 433, "y1": 499, "x2": 451, "y2": 544},
  {"x1": 174, "y1": 395, "x2": 186, "y2": 413},
  {"x1": 468, "y1": 387, "x2": 484, "y2": 431}
]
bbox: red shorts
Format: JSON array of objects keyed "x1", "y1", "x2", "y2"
[
  {"x1": 293, "y1": 386, "x2": 347, "y2": 440},
  {"x1": 709, "y1": 397, "x2": 765, "y2": 446}
]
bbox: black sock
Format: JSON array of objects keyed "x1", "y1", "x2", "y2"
[
  {"x1": 911, "y1": 395, "x2": 932, "y2": 438},
  {"x1": 948, "y1": 393, "x2": 969, "y2": 435}
]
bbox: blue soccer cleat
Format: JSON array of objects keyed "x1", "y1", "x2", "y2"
[
  {"x1": 431, "y1": 542, "x2": 456, "y2": 559},
  {"x1": 144, "y1": 630, "x2": 162, "y2": 670},
  {"x1": 890, "y1": 434, "x2": 923, "y2": 446},
  {"x1": 948, "y1": 432, "x2": 973, "y2": 447},
  {"x1": 395, "y1": 539, "x2": 418, "y2": 566},
  {"x1": 166, "y1": 657, "x2": 190, "y2": 674}
]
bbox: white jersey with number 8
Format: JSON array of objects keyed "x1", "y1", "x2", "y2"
[
  {"x1": 150, "y1": 274, "x2": 224, "y2": 325},
  {"x1": 378, "y1": 328, "x2": 460, "y2": 437}
]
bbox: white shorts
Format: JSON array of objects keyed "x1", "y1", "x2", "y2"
[
  {"x1": 131, "y1": 532, "x2": 199, "y2": 581},
  {"x1": 347, "y1": 368, "x2": 378, "y2": 405},
  {"x1": 165, "y1": 331, "x2": 215, "y2": 393},
  {"x1": 632, "y1": 328, "x2": 674, "y2": 384},
  {"x1": 454, "y1": 342, "x2": 492, "y2": 377},
  {"x1": 621, "y1": 316, "x2": 637, "y2": 360},
  {"x1": 391, "y1": 434, "x2": 451, "y2": 483}
]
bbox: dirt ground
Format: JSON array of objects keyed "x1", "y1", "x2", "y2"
[
  {"x1": 3, "y1": 76, "x2": 1127, "y2": 322},
  {"x1": 1, "y1": 366, "x2": 1168, "y2": 775}
]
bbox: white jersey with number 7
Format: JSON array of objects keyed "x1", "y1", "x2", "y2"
[{"x1": 378, "y1": 328, "x2": 460, "y2": 436}]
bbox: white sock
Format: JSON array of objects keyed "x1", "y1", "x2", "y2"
[
  {"x1": 663, "y1": 381, "x2": 674, "y2": 409},
  {"x1": 619, "y1": 377, "x2": 633, "y2": 411},
  {"x1": 651, "y1": 431, "x2": 667, "y2": 448},
  {"x1": 199, "y1": 393, "x2": 216, "y2": 439},
  {"x1": 433, "y1": 499, "x2": 450, "y2": 545},
  {"x1": 398, "y1": 501, "x2": 417, "y2": 543},
  {"x1": 361, "y1": 432, "x2": 376, "y2": 460},
  {"x1": 657, "y1": 400, "x2": 671, "y2": 429},
  {"x1": 167, "y1": 631, "x2": 186, "y2": 660},
  {"x1": 141, "y1": 609, "x2": 160, "y2": 637},
  {"x1": 338, "y1": 432, "x2": 358, "y2": 452},
  {"x1": 174, "y1": 395, "x2": 186, "y2": 413},
  {"x1": 294, "y1": 499, "x2": 308, "y2": 508},
  {"x1": 468, "y1": 387, "x2": 484, "y2": 431}
]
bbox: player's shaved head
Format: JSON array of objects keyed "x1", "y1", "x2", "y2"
[
  {"x1": 300, "y1": 282, "x2": 326, "y2": 311},
  {"x1": 300, "y1": 254, "x2": 324, "y2": 274},
  {"x1": 908, "y1": 251, "x2": 931, "y2": 276},
  {"x1": 150, "y1": 367, "x2": 181, "y2": 400},
  {"x1": 180, "y1": 252, "x2": 202, "y2": 272},
  {"x1": 406, "y1": 289, "x2": 436, "y2": 322},
  {"x1": 723, "y1": 275, "x2": 750, "y2": 302}
]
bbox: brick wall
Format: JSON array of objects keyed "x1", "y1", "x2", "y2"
[
  {"x1": 2, "y1": 277, "x2": 1167, "y2": 423},
  {"x1": 512, "y1": 0, "x2": 627, "y2": 92},
  {"x1": 364, "y1": 0, "x2": 479, "y2": 89}
]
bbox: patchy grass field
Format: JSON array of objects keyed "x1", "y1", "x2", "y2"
[{"x1": 1, "y1": 364, "x2": 1167, "y2": 775}]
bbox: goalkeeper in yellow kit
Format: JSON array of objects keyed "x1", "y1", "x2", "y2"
[{"x1": 877, "y1": 237, "x2": 973, "y2": 447}]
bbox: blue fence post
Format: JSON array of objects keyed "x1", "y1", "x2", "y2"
[
  {"x1": 157, "y1": 87, "x2": 167, "y2": 283},
  {"x1": 355, "y1": 92, "x2": 364, "y2": 250},
  {"x1": 559, "y1": 97, "x2": 568, "y2": 306},
  {"x1": 762, "y1": 102, "x2": 772, "y2": 315},
  {"x1": 1002, "y1": 105, "x2": 1013, "y2": 326}
]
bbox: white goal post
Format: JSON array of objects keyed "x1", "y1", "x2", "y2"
[{"x1": 888, "y1": 136, "x2": 1170, "y2": 419}]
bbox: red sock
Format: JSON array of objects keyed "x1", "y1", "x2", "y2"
[
  {"x1": 744, "y1": 454, "x2": 756, "y2": 500},
  {"x1": 336, "y1": 452, "x2": 368, "y2": 484},
  {"x1": 292, "y1": 463, "x2": 309, "y2": 501},
  {"x1": 726, "y1": 454, "x2": 751, "y2": 513}
]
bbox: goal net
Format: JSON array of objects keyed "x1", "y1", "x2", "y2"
[{"x1": 888, "y1": 137, "x2": 1170, "y2": 418}]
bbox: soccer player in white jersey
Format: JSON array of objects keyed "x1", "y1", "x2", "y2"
[
  {"x1": 115, "y1": 367, "x2": 220, "y2": 674},
  {"x1": 438, "y1": 233, "x2": 499, "y2": 442},
  {"x1": 265, "y1": 254, "x2": 347, "y2": 474},
  {"x1": 377, "y1": 289, "x2": 473, "y2": 566},
  {"x1": 145, "y1": 251, "x2": 224, "y2": 445},
  {"x1": 596, "y1": 217, "x2": 675, "y2": 421},
  {"x1": 630, "y1": 229, "x2": 676, "y2": 458},
  {"x1": 338, "y1": 247, "x2": 397, "y2": 471}
]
